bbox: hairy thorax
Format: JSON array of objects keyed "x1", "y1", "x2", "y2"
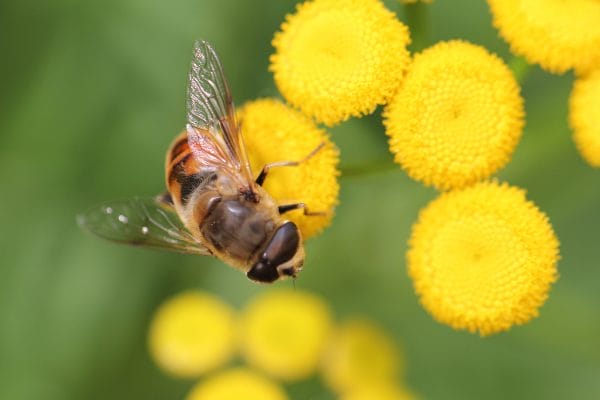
[{"x1": 200, "y1": 197, "x2": 277, "y2": 265}]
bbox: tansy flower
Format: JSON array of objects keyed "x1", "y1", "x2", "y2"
[
  {"x1": 384, "y1": 40, "x2": 524, "y2": 191},
  {"x1": 186, "y1": 368, "x2": 289, "y2": 400},
  {"x1": 239, "y1": 98, "x2": 340, "y2": 239},
  {"x1": 270, "y1": 0, "x2": 411, "y2": 126},
  {"x1": 487, "y1": 0, "x2": 600, "y2": 74},
  {"x1": 569, "y1": 69, "x2": 600, "y2": 167},
  {"x1": 238, "y1": 289, "x2": 333, "y2": 381},
  {"x1": 148, "y1": 291, "x2": 236, "y2": 378},
  {"x1": 321, "y1": 318, "x2": 403, "y2": 394},
  {"x1": 407, "y1": 181, "x2": 560, "y2": 336},
  {"x1": 341, "y1": 382, "x2": 418, "y2": 400}
]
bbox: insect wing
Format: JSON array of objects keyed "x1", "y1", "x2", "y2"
[
  {"x1": 77, "y1": 197, "x2": 211, "y2": 255},
  {"x1": 186, "y1": 40, "x2": 254, "y2": 186}
]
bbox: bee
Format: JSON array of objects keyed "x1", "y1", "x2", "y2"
[{"x1": 78, "y1": 40, "x2": 324, "y2": 283}]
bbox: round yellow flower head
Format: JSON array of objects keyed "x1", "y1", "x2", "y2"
[
  {"x1": 487, "y1": 0, "x2": 600, "y2": 74},
  {"x1": 148, "y1": 291, "x2": 236, "y2": 378},
  {"x1": 186, "y1": 368, "x2": 289, "y2": 400},
  {"x1": 569, "y1": 69, "x2": 600, "y2": 167},
  {"x1": 270, "y1": 0, "x2": 411, "y2": 126},
  {"x1": 239, "y1": 98, "x2": 340, "y2": 239},
  {"x1": 384, "y1": 40, "x2": 524, "y2": 191},
  {"x1": 238, "y1": 289, "x2": 333, "y2": 381},
  {"x1": 341, "y1": 382, "x2": 418, "y2": 400},
  {"x1": 321, "y1": 318, "x2": 403, "y2": 394},
  {"x1": 408, "y1": 181, "x2": 560, "y2": 336}
]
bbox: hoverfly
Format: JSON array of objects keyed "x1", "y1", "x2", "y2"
[{"x1": 78, "y1": 40, "x2": 324, "y2": 283}]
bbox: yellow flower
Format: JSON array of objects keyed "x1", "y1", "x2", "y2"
[
  {"x1": 270, "y1": 0, "x2": 411, "y2": 126},
  {"x1": 407, "y1": 181, "x2": 560, "y2": 336},
  {"x1": 148, "y1": 291, "x2": 236, "y2": 378},
  {"x1": 340, "y1": 382, "x2": 418, "y2": 400},
  {"x1": 238, "y1": 289, "x2": 333, "y2": 381},
  {"x1": 569, "y1": 69, "x2": 600, "y2": 167},
  {"x1": 321, "y1": 318, "x2": 403, "y2": 394},
  {"x1": 384, "y1": 40, "x2": 524, "y2": 191},
  {"x1": 239, "y1": 98, "x2": 340, "y2": 239},
  {"x1": 487, "y1": 0, "x2": 600, "y2": 74},
  {"x1": 186, "y1": 368, "x2": 289, "y2": 400}
]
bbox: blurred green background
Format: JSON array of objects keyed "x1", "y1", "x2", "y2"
[{"x1": 1, "y1": 1, "x2": 599, "y2": 399}]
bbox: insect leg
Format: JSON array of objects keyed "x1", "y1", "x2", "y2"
[
  {"x1": 278, "y1": 202, "x2": 326, "y2": 216},
  {"x1": 255, "y1": 142, "x2": 325, "y2": 186}
]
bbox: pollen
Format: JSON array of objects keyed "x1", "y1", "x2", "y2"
[
  {"x1": 487, "y1": 0, "x2": 600, "y2": 74},
  {"x1": 321, "y1": 318, "x2": 403, "y2": 394},
  {"x1": 148, "y1": 291, "x2": 236, "y2": 378},
  {"x1": 569, "y1": 69, "x2": 600, "y2": 167},
  {"x1": 238, "y1": 289, "x2": 333, "y2": 381},
  {"x1": 238, "y1": 98, "x2": 340, "y2": 239},
  {"x1": 407, "y1": 181, "x2": 560, "y2": 336},
  {"x1": 384, "y1": 40, "x2": 524, "y2": 191},
  {"x1": 270, "y1": 0, "x2": 411, "y2": 126},
  {"x1": 186, "y1": 368, "x2": 289, "y2": 400}
]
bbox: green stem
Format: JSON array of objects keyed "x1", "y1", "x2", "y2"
[
  {"x1": 340, "y1": 161, "x2": 398, "y2": 178},
  {"x1": 404, "y1": 2, "x2": 430, "y2": 52},
  {"x1": 508, "y1": 56, "x2": 532, "y2": 84}
]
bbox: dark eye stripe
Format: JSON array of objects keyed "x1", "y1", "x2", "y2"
[
  {"x1": 247, "y1": 262, "x2": 279, "y2": 283},
  {"x1": 261, "y1": 222, "x2": 299, "y2": 266}
]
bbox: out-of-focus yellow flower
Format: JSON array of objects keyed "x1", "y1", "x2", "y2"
[
  {"x1": 239, "y1": 98, "x2": 340, "y2": 239},
  {"x1": 186, "y1": 368, "x2": 289, "y2": 400},
  {"x1": 340, "y1": 382, "x2": 418, "y2": 400},
  {"x1": 408, "y1": 181, "x2": 560, "y2": 336},
  {"x1": 238, "y1": 289, "x2": 333, "y2": 381},
  {"x1": 487, "y1": 0, "x2": 600, "y2": 74},
  {"x1": 321, "y1": 318, "x2": 403, "y2": 394},
  {"x1": 384, "y1": 40, "x2": 524, "y2": 191},
  {"x1": 270, "y1": 0, "x2": 411, "y2": 126},
  {"x1": 569, "y1": 69, "x2": 600, "y2": 167},
  {"x1": 148, "y1": 291, "x2": 236, "y2": 378}
]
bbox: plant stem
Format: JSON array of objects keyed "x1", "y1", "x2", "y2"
[
  {"x1": 404, "y1": 2, "x2": 430, "y2": 52},
  {"x1": 509, "y1": 56, "x2": 532, "y2": 84},
  {"x1": 340, "y1": 161, "x2": 398, "y2": 178}
]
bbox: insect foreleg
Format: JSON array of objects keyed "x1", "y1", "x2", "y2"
[
  {"x1": 255, "y1": 142, "x2": 325, "y2": 186},
  {"x1": 278, "y1": 202, "x2": 326, "y2": 216}
]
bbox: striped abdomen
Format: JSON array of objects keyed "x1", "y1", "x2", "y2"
[{"x1": 165, "y1": 132, "x2": 215, "y2": 208}]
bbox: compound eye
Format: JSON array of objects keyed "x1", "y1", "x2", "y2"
[
  {"x1": 261, "y1": 222, "x2": 299, "y2": 267},
  {"x1": 247, "y1": 261, "x2": 279, "y2": 283}
]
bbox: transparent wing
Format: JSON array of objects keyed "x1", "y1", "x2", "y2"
[
  {"x1": 186, "y1": 39, "x2": 254, "y2": 186},
  {"x1": 77, "y1": 197, "x2": 211, "y2": 256}
]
